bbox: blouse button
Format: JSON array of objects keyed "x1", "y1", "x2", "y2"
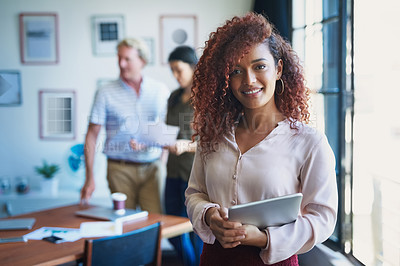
[
  {"x1": 233, "y1": 174, "x2": 237, "y2": 180},
  {"x1": 231, "y1": 200, "x2": 236, "y2": 205}
]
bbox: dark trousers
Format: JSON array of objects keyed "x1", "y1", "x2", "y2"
[{"x1": 165, "y1": 177, "x2": 203, "y2": 266}]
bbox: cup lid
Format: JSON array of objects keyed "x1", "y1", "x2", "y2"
[{"x1": 111, "y1": 192, "x2": 127, "y2": 201}]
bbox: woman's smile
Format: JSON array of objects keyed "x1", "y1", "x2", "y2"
[{"x1": 242, "y1": 87, "x2": 263, "y2": 95}]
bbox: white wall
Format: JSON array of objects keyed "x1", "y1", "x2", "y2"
[{"x1": 0, "y1": 0, "x2": 254, "y2": 197}]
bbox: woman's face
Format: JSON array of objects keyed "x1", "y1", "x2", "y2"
[
  {"x1": 229, "y1": 43, "x2": 282, "y2": 111},
  {"x1": 169, "y1": 60, "x2": 194, "y2": 90}
]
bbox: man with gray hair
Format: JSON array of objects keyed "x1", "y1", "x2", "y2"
[{"x1": 80, "y1": 38, "x2": 170, "y2": 213}]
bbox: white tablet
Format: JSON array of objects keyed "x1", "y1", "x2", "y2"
[{"x1": 228, "y1": 193, "x2": 303, "y2": 228}]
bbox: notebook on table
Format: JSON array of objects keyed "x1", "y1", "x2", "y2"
[
  {"x1": 75, "y1": 206, "x2": 148, "y2": 223},
  {"x1": 0, "y1": 218, "x2": 36, "y2": 230},
  {"x1": 228, "y1": 193, "x2": 303, "y2": 228}
]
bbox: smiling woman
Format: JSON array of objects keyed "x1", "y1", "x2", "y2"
[{"x1": 185, "y1": 12, "x2": 338, "y2": 265}]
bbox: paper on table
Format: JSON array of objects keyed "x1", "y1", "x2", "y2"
[
  {"x1": 80, "y1": 221, "x2": 123, "y2": 237},
  {"x1": 24, "y1": 227, "x2": 81, "y2": 243}
]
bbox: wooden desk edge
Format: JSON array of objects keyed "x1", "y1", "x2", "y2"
[{"x1": 161, "y1": 220, "x2": 193, "y2": 239}]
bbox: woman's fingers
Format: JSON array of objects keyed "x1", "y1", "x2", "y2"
[
  {"x1": 219, "y1": 240, "x2": 242, "y2": 248},
  {"x1": 208, "y1": 206, "x2": 246, "y2": 248},
  {"x1": 211, "y1": 222, "x2": 246, "y2": 248},
  {"x1": 218, "y1": 232, "x2": 246, "y2": 248}
]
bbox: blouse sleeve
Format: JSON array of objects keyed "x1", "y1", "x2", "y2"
[
  {"x1": 259, "y1": 135, "x2": 338, "y2": 264},
  {"x1": 185, "y1": 149, "x2": 220, "y2": 244}
]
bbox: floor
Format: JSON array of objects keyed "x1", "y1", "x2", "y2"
[
  {"x1": 298, "y1": 244, "x2": 356, "y2": 266},
  {"x1": 161, "y1": 243, "x2": 357, "y2": 266}
]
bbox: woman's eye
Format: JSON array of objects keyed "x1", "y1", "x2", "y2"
[
  {"x1": 256, "y1": 64, "x2": 266, "y2": 70},
  {"x1": 230, "y1": 69, "x2": 241, "y2": 76}
]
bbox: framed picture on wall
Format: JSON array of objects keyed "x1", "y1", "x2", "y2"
[
  {"x1": 19, "y1": 13, "x2": 59, "y2": 64},
  {"x1": 92, "y1": 15, "x2": 125, "y2": 56},
  {"x1": 39, "y1": 90, "x2": 76, "y2": 140},
  {"x1": 0, "y1": 70, "x2": 22, "y2": 106},
  {"x1": 160, "y1": 15, "x2": 198, "y2": 64},
  {"x1": 142, "y1": 37, "x2": 155, "y2": 65}
]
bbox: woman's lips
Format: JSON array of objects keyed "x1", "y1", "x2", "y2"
[{"x1": 242, "y1": 87, "x2": 263, "y2": 95}]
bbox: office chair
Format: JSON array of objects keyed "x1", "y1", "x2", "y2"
[{"x1": 84, "y1": 222, "x2": 161, "y2": 266}]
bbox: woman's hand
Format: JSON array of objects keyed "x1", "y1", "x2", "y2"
[
  {"x1": 206, "y1": 207, "x2": 246, "y2": 248},
  {"x1": 238, "y1": 224, "x2": 269, "y2": 249},
  {"x1": 206, "y1": 207, "x2": 269, "y2": 249},
  {"x1": 164, "y1": 139, "x2": 196, "y2": 156}
]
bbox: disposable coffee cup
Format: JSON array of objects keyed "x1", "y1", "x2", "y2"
[{"x1": 111, "y1": 192, "x2": 127, "y2": 215}]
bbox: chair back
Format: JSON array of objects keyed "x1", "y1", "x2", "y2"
[{"x1": 84, "y1": 222, "x2": 161, "y2": 266}]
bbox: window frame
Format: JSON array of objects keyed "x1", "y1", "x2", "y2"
[{"x1": 290, "y1": 0, "x2": 357, "y2": 260}]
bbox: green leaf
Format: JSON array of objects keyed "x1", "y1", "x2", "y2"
[{"x1": 34, "y1": 160, "x2": 60, "y2": 179}]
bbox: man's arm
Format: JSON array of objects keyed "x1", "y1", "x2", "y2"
[{"x1": 80, "y1": 123, "x2": 102, "y2": 205}]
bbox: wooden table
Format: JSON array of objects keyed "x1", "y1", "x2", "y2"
[{"x1": 0, "y1": 204, "x2": 193, "y2": 266}]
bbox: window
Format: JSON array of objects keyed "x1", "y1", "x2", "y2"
[
  {"x1": 293, "y1": 0, "x2": 400, "y2": 265},
  {"x1": 292, "y1": 0, "x2": 347, "y2": 246},
  {"x1": 291, "y1": 0, "x2": 353, "y2": 253},
  {"x1": 352, "y1": 0, "x2": 400, "y2": 265}
]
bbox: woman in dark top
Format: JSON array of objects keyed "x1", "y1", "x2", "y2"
[{"x1": 164, "y1": 46, "x2": 202, "y2": 266}]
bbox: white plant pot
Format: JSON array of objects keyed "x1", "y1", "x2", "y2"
[{"x1": 41, "y1": 178, "x2": 59, "y2": 196}]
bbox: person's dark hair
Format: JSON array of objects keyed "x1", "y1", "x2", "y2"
[
  {"x1": 168, "y1": 46, "x2": 198, "y2": 67},
  {"x1": 192, "y1": 12, "x2": 310, "y2": 156}
]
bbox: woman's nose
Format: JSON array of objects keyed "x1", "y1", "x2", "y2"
[{"x1": 243, "y1": 71, "x2": 256, "y2": 85}]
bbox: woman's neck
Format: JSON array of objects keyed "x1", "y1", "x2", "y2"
[{"x1": 240, "y1": 107, "x2": 285, "y2": 133}]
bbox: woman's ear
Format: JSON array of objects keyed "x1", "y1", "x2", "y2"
[{"x1": 276, "y1": 59, "x2": 283, "y2": 78}]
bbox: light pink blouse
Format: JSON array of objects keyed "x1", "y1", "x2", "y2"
[{"x1": 185, "y1": 119, "x2": 338, "y2": 264}]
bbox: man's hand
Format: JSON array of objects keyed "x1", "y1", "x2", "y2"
[
  {"x1": 80, "y1": 178, "x2": 95, "y2": 205},
  {"x1": 81, "y1": 123, "x2": 101, "y2": 206},
  {"x1": 129, "y1": 139, "x2": 147, "y2": 151}
]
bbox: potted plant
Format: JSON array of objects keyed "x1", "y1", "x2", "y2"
[{"x1": 35, "y1": 160, "x2": 60, "y2": 196}]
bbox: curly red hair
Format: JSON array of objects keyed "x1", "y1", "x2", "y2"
[{"x1": 192, "y1": 12, "x2": 310, "y2": 156}]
